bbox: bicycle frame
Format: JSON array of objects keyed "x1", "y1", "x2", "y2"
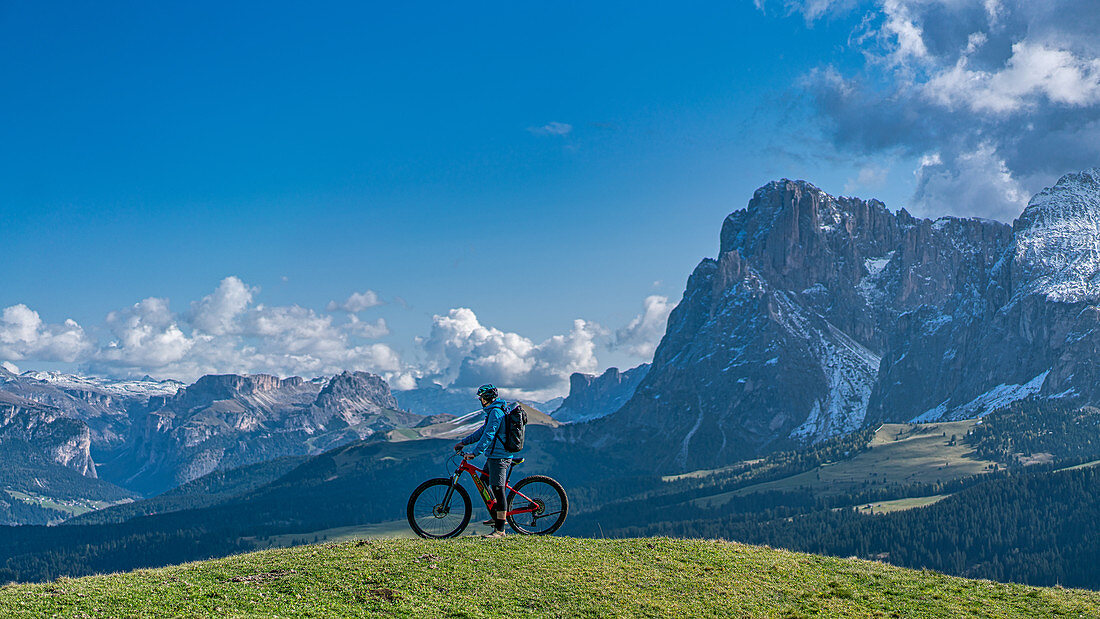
[{"x1": 442, "y1": 458, "x2": 539, "y2": 516}]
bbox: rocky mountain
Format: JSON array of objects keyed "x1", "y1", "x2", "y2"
[
  {"x1": 552, "y1": 365, "x2": 649, "y2": 423},
  {"x1": 394, "y1": 382, "x2": 562, "y2": 417},
  {"x1": 394, "y1": 384, "x2": 479, "y2": 416},
  {"x1": 0, "y1": 389, "x2": 97, "y2": 478},
  {"x1": 581, "y1": 170, "x2": 1100, "y2": 472},
  {"x1": 101, "y1": 371, "x2": 418, "y2": 495},
  {"x1": 871, "y1": 168, "x2": 1100, "y2": 423},
  {"x1": 0, "y1": 368, "x2": 181, "y2": 453}
]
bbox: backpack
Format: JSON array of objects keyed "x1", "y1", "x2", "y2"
[{"x1": 494, "y1": 402, "x2": 528, "y2": 453}]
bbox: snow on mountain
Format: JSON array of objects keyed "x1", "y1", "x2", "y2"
[
  {"x1": 20, "y1": 371, "x2": 184, "y2": 399},
  {"x1": 1012, "y1": 168, "x2": 1100, "y2": 303},
  {"x1": 574, "y1": 171, "x2": 1100, "y2": 473}
]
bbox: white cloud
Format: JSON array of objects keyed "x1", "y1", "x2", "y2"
[
  {"x1": 788, "y1": 0, "x2": 1100, "y2": 220},
  {"x1": 98, "y1": 297, "x2": 194, "y2": 370},
  {"x1": 75, "y1": 278, "x2": 413, "y2": 384},
  {"x1": 527, "y1": 122, "x2": 573, "y2": 136},
  {"x1": 420, "y1": 307, "x2": 602, "y2": 399},
  {"x1": 346, "y1": 316, "x2": 390, "y2": 338},
  {"x1": 912, "y1": 143, "x2": 1029, "y2": 221},
  {"x1": 924, "y1": 41, "x2": 1100, "y2": 114},
  {"x1": 326, "y1": 290, "x2": 384, "y2": 313},
  {"x1": 190, "y1": 276, "x2": 256, "y2": 335},
  {"x1": 613, "y1": 295, "x2": 674, "y2": 361},
  {"x1": 0, "y1": 304, "x2": 92, "y2": 363},
  {"x1": 844, "y1": 164, "x2": 890, "y2": 194}
]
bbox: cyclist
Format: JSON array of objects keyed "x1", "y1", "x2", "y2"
[{"x1": 454, "y1": 383, "x2": 513, "y2": 539}]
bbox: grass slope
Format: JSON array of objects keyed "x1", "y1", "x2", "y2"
[
  {"x1": 692, "y1": 421, "x2": 993, "y2": 508},
  {"x1": 1, "y1": 538, "x2": 1097, "y2": 618}
]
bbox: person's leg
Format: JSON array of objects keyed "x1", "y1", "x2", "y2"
[{"x1": 487, "y1": 458, "x2": 512, "y2": 532}]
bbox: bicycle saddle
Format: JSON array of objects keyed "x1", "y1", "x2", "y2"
[{"x1": 513, "y1": 457, "x2": 525, "y2": 465}]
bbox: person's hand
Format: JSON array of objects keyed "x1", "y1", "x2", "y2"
[
  {"x1": 453, "y1": 443, "x2": 463, "y2": 452},
  {"x1": 462, "y1": 452, "x2": 476, "y2": 460}
]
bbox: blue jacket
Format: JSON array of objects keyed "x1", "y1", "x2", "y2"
[{"x1": 460, "y1": 400, "x2": 514, "y2": 459}]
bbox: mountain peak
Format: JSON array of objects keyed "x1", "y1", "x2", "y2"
[{"x1": 1013, "y1": 167, "x2": 1100, "y2": 303}]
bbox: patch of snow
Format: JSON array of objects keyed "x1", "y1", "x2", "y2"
[
  {"x1": 1051, "y1": 387, "x2": 1078, "y2": 399},
  {"x1": 911, "y1": 370, "x2": 1051, "y2": 422},
  {"x1": 1013, "y1": 168, "x2": 1100, "y2": 303},
  {"x1": 857, "y1": 251, "x2": 895, "y2": 305},
  {"x1": 790, "y1": 321, "x2": 880, "y2": 441},
  {"x1": 922, "y1": 314, "x2": 954, "y2": 335},
  {"x1": 912, "y1": 400, "x2": 950, "y2": 423},
  {"x1": 20, "y1": 370, "x2": 184, "y2": 398},
  {"x1": 864, "y1": 251, "x2": 895, "y2": 277}
]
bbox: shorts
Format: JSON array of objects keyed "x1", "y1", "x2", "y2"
[{"x1": 485, "y1": 457, "x2": 513, "y2": 487}]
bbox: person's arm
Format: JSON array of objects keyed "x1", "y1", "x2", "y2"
[
  {"x1": 460, "y1": 424, "x2": 484, "y2": 447},
  {"x1": 468, "y1": 405, "x2": 504, "y2": 457}
]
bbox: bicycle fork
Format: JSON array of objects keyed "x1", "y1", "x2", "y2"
[{"x1": 440, "y1": 471, "x2": 462, "y2": 513}]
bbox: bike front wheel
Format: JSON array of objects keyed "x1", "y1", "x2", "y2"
[
  {"x1": 407, "y1": 478, "x2": 472, "y2": 539},
  {"x1": 507, "y1": 475, "x2": 568, "y2": 535}
]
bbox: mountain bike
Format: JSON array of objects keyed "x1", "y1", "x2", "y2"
[{"x1": 406, "y1": 453, "x2": 568, "y2": 539}]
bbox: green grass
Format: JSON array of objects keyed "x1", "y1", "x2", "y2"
[
  {"x1": 1, "y1": 537, "x2": 1098, "y2": 618},
  {"x1": 693, "y1": 421, "x2": 993, "y2": 508},
  {"x1": 1061, "y1": 459, "x2": 1100, "y2": 472},
  {"x1": 2, "y1": 489, "x2": 130, "y2": 522},
  {"x1": 853, "y1": 494, "x2": 950, "y2": 515},
  {"x1": 248, "y1": 520, "x2": 423, "y2": 547}
]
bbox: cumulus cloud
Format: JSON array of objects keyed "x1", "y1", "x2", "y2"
[
  {"x1": 190, "y1": 276, "x2": 256, "y2": 336},
  {"x1": 527, "y1": 122, "x2": 573, "y2": 136},
  {"x1": 766, "y1": 0, "x2": 1100, "y2": 221},
  {"x1": 913, "y1": 143, "x2": 1029, "y2": 220},
  {"x1": 0, "y1": 304, "x2": 91, "y2": 363},
  {"x1": 99, "y1": 297, "x2": 194, "y2": 370},
  {"x1": 0, "y1": 277, "x2": 413, "y2": 386},
  {"x1": 326, "y1": 290, "x2": 384, "y2": 313},
  {"x1": 3, "y1": 279, "x2": 671, "y2": 399},
  {"x1": 420, "y1": 307, "x2": 603, "y2": 399},
  {"x1": 346, "y1": 316, "x2": 391, "y2": 338},
  {"x1": 613, "y1": 295, "x2": 674, "y2": 361}
]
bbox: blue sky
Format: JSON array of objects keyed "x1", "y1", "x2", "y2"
[{"x1": 3, "y1": 1, "x2": 1099, "y2": 398}]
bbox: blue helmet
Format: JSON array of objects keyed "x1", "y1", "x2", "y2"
[{"x1": 476, "y1": 384, "x2": 498, "y2": 402}]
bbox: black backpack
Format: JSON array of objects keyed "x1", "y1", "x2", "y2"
[{"x1": 494, "y1": 402, "x2": 528, "y2": 453}]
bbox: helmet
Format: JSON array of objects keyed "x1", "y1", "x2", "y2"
[{"x1": 476, "y1": 384, "x2": 498, "y2": 402}]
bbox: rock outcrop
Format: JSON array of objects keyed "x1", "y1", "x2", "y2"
[
  {"x1": 0, "y1": 390, "x2": 97, "y2": 477},
  {"x1": 105, "y1": 371, "x2": 415, "y2": 495},
  {"x1": 584, "y1": 171, "x2": 1100, "y2": 472},
  {"x1": 552, "y1": 365, "x2": 649, "y2": 423},
  {"x1": 0, "y1": 370, "x2": 181, "y2": 453}
]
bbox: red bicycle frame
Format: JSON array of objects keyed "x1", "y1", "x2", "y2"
[{"x1": 446, "y1": 458, "x2": 539, "y2": 516}]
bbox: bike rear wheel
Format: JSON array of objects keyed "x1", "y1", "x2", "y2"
[
  {"x1": 506, "y1": 475, "x2": 568, "y2": 535},
  {"x1": 407, "y1": 478, "x2": 471, "y2": 539}
]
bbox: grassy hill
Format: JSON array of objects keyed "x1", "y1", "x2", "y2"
[{"x1": 2, "y1": 537, "x2": 1098, "y2": 618}]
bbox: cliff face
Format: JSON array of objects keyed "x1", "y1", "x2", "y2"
[
  {"x1": 0, "y1": 370, "x2": 181, "y2": 453},
  {"x1": 0, "y1": 390, "x2": 97, "y2": 478},
  {"x1": 106, "y1": 371, "x2": 415, "y2": 495},
  {"x1": 552, "y1": 365, "x2": 649, "y2": 423},
  {"x1": 871, "y1": 169, "x2": 1100, "y2": 422},
  {"x1": 586, "y1": 172, "x2": 1100, "y2": 473}
]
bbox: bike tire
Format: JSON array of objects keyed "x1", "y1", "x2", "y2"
[
  {"x1": 407, "y1": 478, "x2": 472, "y2": 539},
  {"x1": 506, "y1": 475, "x2": 568, "y2": 535}
]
